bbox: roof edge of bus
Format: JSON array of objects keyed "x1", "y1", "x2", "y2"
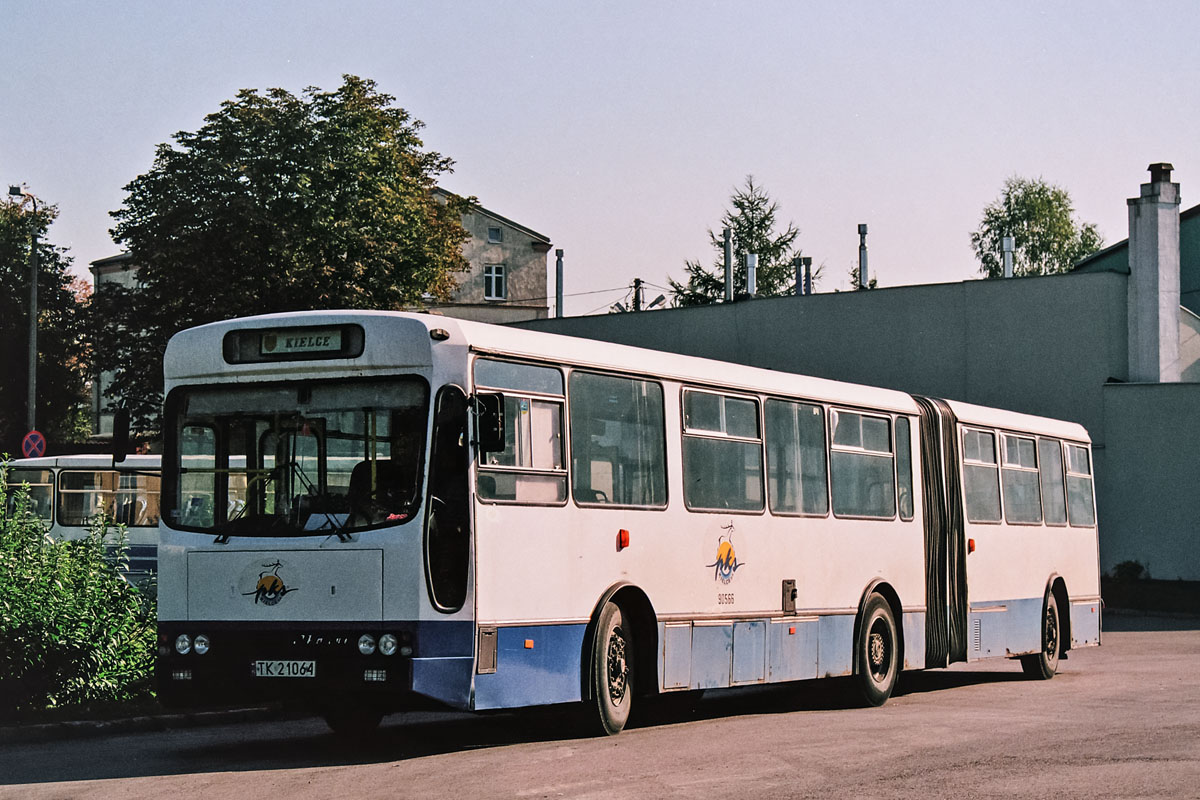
[{"x1": 942, "y1": 398, "x2": 1091, "y2": 442}]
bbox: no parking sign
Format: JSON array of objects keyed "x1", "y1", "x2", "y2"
[{"x1": 21, "y1": 430, "x2": 46, "y2": 458}]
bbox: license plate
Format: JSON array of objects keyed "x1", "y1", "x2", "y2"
[{"x1": 254, "y1": 659, "x2": 316, "y2": 678}]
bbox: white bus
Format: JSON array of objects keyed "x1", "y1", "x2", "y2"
[
  {"x1": 155, "y1": 311, "x2": 1101, "y2": 735},
  {"x1": 5, "y1": 453, "x2": 161, "y2": 581}
]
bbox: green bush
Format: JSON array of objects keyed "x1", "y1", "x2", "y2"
[{"x1": 0, "y1": 464, "x2": 156, "y2": 718}]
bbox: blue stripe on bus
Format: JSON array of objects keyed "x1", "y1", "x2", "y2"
[
  {"x1": 415, "y1": 620, "x2": 474, "y2": 658},
  {"x1": 473, "y1": 624, "x2": 586, "y2": 710}
]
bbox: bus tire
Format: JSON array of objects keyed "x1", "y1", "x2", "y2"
[
  {"x1": 590, "y1": 600, "x2": 634, "y2": 735},
  {"x1": 855, "y1": 594, "x2": 899, "y2": 707},
  {"x1": 323, "y1": 706, "x2": 383, "y2": 738},
  {"x1": 1021, "y1": 591, "x2": 1060, "y2": 680}
]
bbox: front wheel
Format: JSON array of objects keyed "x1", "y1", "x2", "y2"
[
  {"x1": 589, "y1": 601, "x2": 634, "y2": 735},
  {"x1": 1021, "y1": 591, "x2": 1061, "y2": 680},
  {"x1": 855, "y1": 594, "x2": 900, "y2": 707}
]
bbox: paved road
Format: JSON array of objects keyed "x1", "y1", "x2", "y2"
[{"x1": 2, "y1": 615, "x2": 1197, "y2": 799}]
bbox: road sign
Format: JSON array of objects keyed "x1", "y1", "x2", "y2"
[{"x1": 21, "y1": 430, "x2": 46, "y2": 458}]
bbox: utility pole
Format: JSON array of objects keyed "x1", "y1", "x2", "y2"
[
  {"x1": 723, "y1": 227, "x2": 732, "y2": 303},
  {"x1": 857, "y1": 223, "x2": 869, "y2": 290},
  {"x1": 9, "y1": 186, "x2": 38, "y2": 434},
  {"x1": 633, "y1": 277, "x2": 644, "y2": 312}
]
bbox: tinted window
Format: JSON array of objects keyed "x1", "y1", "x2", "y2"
[
  {"x1": 829, "y1": 409, "x2": 895, "y2": 518},
  {"x1": 1001, "y1": 434, "x2": 1042, "y2": 524},
  {"x1": 1038, "y1": 438, "x2": 1067, "y2": 525},
  {"x1": 569, "y1": 372, "x2": 666, "y2": 508},
  {"x1": 765, "y1": 399, "x2": 828, "y2": 516},
  {"x1": 682, "y1": 390, "x2": 763, "y2": 512},
  {"x1": 962, "y1": 428, "x2": 1001, "y2": 523},
  {"x1": 1066, "y1": 444, "x2": 1096, "y2": 526}
]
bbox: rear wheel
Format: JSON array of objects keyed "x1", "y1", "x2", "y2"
[
  {"x1": 855, "y1": 594, "x2": 899, "y2": 707},
  {"x1": 590, "y1": 601, "x2": 634, "y2": 735},
  {"x1": 1021, "y1": 591, "x2": 1060, "y2": 680}
]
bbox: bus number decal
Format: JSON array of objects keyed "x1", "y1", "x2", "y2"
[{"x1": 718, "y1": 593, "x2": 735, "y2": 605}]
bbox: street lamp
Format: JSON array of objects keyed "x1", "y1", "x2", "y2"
[{"x1": 8, "y1": 185, "x2": 38, "y2": 435}]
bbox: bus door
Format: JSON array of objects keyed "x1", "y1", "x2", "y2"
[{"x1": 913, "y1": 397, "x2": 968, "y2": 666}]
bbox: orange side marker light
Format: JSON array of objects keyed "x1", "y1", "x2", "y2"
[
  {"x1": 968, "y1": 538, "x2": 976, "y2": 553},
  {"x1": 617, "y1": 529, "x2": 630, "y2": 550},
  {"x1": 524, "y1": 639, "x2": 534, "y2": 650}
]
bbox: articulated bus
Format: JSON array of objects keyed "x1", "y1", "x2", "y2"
[
  {"x1": 155, "y1": 311, "x2": 1101, "y2": 735},
  {"x1": 5, "y1": 454, "x2": 161, "y2": 581}
]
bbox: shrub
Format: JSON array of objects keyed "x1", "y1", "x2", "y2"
[{"x1": 0, "y1": 463, "x2": 156, "y2": 717}]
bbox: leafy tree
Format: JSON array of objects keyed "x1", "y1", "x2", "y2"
[
  {"x1": 0, "y1": 198, "x2": 91, "y2": 452},
  {"x1": 670, "y1": 176, "x2": 812, "y2": 305},
  {"x1": 96, "y1": 75, "x2": 473, "y2": 433},
  {"x1": 971, "y1": 176, "x2": 1103, "y2": 278}
]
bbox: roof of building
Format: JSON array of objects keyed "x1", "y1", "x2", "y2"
[
  {"x1": 434, "y1": 187, "x2": 551, "y2": 245},
  {"x1": 1072, "y1": 201, "x2": 1200, "y2": 275}
]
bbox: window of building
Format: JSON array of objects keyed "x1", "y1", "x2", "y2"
[
  {"x1": 1065, "y1": 443, "x2": 1096, "y2": 527},
  {"x1": 569, "y1": 371, "x2": 666, "y2": 508},
  {"x1": 829, "y1": 409, "x2": 896, "y2": 518},
  {"x1": 1038, "y1": 438, "x2": 1067, "y2": 526},
  {"x1": 487, "y1": 226, "x2": 503, "y2": 244},
  {"x1": 474, "y1": 359, "x2": 566, "y2": 504},
  {"x1": 764, "y1": 398, "x2": 828, "y2": 516},
  {"x1": 1001, "y1": 433, "x2": 1042, "y2": 524},
  {"x1": 682, "y1": 389, "x2": 763, "y2": 512},
  {"x1": 484, "y1": 264, "x2": 506, "y2": 300},
  {"x1": 962, "y1": 428, "x2": 1001, "y2": 523}
]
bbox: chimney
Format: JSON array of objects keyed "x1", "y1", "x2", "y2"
[{"x1": 1127, "y1": 162, "x2": 1181, "y2": 382}]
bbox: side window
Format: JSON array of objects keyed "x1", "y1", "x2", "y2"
[
  {"x1": 1001, "y1": 433, "x2": 1042, "y2": 524},
  {"x1": 58, "y1": 470, "x2": 110, "y2": 526},
  {"x1": 829, "y1": 409, "x2": 896, "y2": 518},
  {"x1": 568, "y1": 372, "x2": 666, "y2": 508},
  {"x1": 962, "y1": 428, "x2": 1001, "y2": 523},
  {"x1": 475, "y1": 359, "x2": 566, "y2": 504},
  {"x1": 895, "y1": 417, "x2": 914, "y2": 521},
  {"x1": 5, "y1": 468, "x2": 54, "y2": 523},
  {"x1": 1065, "y1": 444, "x2": 1096, "y2": 527},
  {"x1": 1038, "y1": 438, "x2": 1067, "y2": 526},
  {"x1": 682, "y1": 389, "x2": 763, "y2": 512},
  {"x1": 764, "y1": 399, "x2": 828, "y2": 516}
]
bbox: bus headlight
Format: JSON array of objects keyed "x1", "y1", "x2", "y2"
[
  {"x1": 193, "y1": 634, "x2": 211, "y2": 655},
  {"x1": 378, "y1": 633, "x2": 398, "y2": 656},
  {"x1": 357, "y1": 634, "x2": 377, "y2": 655},
  {"x1": 175, "y1": 634, "x2": 192, "y2": 655}
]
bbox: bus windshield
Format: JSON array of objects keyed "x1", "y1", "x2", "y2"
[{"x1": 165, "y1": 378, "x2": 429, "y2": 537}]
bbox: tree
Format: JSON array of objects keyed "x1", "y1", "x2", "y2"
[
  {"x1": 971, "y1": 176, "x2": 1103, "y2": 278},
  {"x1": 96, "y1": 75, "x2": 473, "y2": 433},
  {"x1": 669, "y1": 176, "x2": 812, "y2": 306},
  {"x1": 0, "y1": 198, "x2": 91, "y2": 452}
]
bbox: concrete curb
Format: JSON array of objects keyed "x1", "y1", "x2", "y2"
[{"x1": 0, "y1": 706, "x2": 293, "y2": 745}]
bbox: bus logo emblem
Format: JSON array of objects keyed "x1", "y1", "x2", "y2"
[
  {"x1": 243, "y1": 560, "x2": 299, "y2": 605},
  {"x1": 706, "y1": 525, "x2": 744, "y2": 585}
]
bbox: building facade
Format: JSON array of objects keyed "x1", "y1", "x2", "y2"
[{"x1": 89, "y1": 196, "x2": 552, "y2": 434}]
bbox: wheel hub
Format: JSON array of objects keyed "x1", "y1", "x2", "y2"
[{"x1": 607, "y1": 628, "x2": 628, "y2": 702}]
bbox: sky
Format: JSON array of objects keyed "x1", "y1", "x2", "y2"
[{"x1": 3, "y1": 1, "x2": 1199, "y2": 315}]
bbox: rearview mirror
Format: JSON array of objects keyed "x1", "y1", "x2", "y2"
[
  {"x1": 473, "y1": 393, "x2": 505, "y2": 454},
  {"x1": 113, "y1": 408, "x2": 130, "y2": 464}
]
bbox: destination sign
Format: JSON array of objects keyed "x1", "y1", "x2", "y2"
[{"x1": 260, "y1": 328, "x2": 343, "y2": 356}]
